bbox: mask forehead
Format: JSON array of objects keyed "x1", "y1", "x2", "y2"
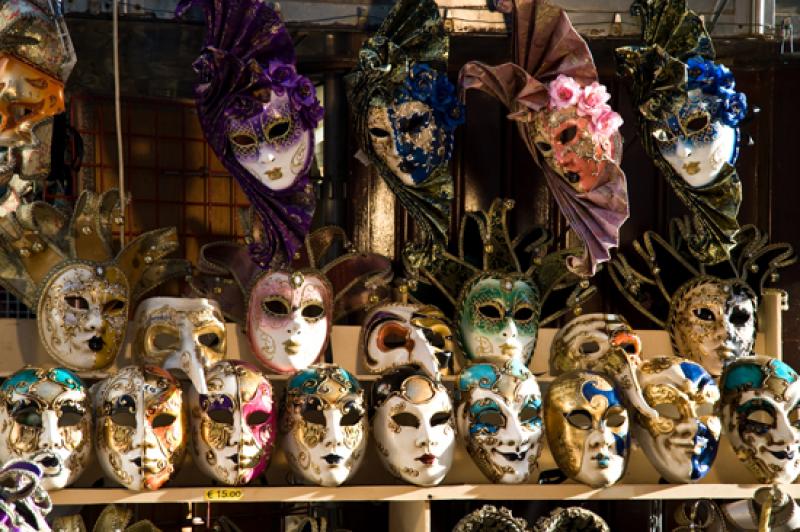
[
  {"x1": 1, "y1": 367, "x2": 84, "y2": 402},
  {"x1": 457, "y1": 360, "x2": 540, "y2": 408},
  {"x1": 287, "y1": 365, "x2": 362, "y2": 407}
]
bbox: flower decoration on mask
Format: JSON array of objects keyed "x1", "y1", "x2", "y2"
[
  {"x1": 0, "y1": 460, "x2": 53, "y2": 532},
  {"x1": 371, "y1": 366, "x2": 455, "y2": 486},
  {"x1": 610, "y1": 217, "x2": 795, "y2": 377},
  {"x1": 0, "y1": 189, "x2": 188, "y2": 371},
  {"x1": 544, "y1": 371, "x2": 630, "y2": 488},
  {"x1": 93, "y1": 365, "x2": 187, "y2": 491},
  {"x1": 533, "y1": 507, "x2": 610, "y2": 532},
  {"x1": 347, "y1": 0, "x2": 464, "y2": 274},
  {"x1": 719, "y1": 356, "x2": 800, "y2": 484},
  {"x1": 0, "y1": 367, "x2": 91, "y2": 491},
  {"x1": 188, "y1": 360, "x2": 277, "y2": 486},
  {"x1": 177, "y1": 0, "x2": 322, "y2": 269},
  {"x1": 453, "y1": 505, "x2": 529, "y2": 532},
  {"x1": 460, "y1": 0, "x2": 628, "y2": 276},
  {"x1": 455, "y1": 359, "x2": 543, "y2": 484},
  {"x1": 616, "y1": 0, "x2": 750, "y2": 264},
  {"x1": 280, "y1": 364, "x2": 367, "y2": 487}
]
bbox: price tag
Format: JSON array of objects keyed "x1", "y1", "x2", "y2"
[{"x1": 204, "y1": 488, "x2": 244, "y2": 502}]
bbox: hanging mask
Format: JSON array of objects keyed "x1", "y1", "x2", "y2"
[
  {"x1": 544, "y1": 371, "x2": 629, "y2": 488},
  {"x1": 94, "y1": 365, "x2": 187, "y2": 491},
  {"x1": 134, "y1": 297, "x2": 227, "y2": 395},
  {"x1": 0, "y1": 367, "x2": 91, "y2": 490},
  {"x1": 455, "y1": 359, "x2": 543, "y2": 484},
  {"x1": 719, "y1": 356, "x2": 800, "y2": 483},
  {"x1": 549, "y1": 313, "x2": 642, "y2": 376},
  {"x1": 247, "y1": 270, "x2": 333, "y2": 374},
  {"x1": 623, "y1": 357, "x2": 720, "y2": 483},
  {"x1": 358, "y1": 303, "x2": 457, "y2": 377},
  {"x1": 188, "y1": 360, "x2": 276, "y2": 486},
  {"x1": 371, "y1": 366, "x2": 455, "y2": 486},
  {"x1": 281, "y1": 364, "x2": 367, "y2": 486}
]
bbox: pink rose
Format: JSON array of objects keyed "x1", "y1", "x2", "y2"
[
  {"x1": 577, "y1": 82, "x2": 611, "y2": 117},
  {"x1": 591, "y1": 108, "x2": 623, "y2": 137},
  {"x1": 548, "y1": 74, "x2": 581, "y2": 109}
]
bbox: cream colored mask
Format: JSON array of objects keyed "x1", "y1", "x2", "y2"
[
  {"x1": 94, "y1": 365, "x2": 187, "y2": 491},
  {"x1": 134, "y1": 297, "x2": 227, "y2": 395},
  {"x1": 549, "y1": 313, "x2": 642, "y2": 376}
]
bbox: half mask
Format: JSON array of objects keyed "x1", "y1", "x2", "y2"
[
  {"x1": 281, "y1": 364, "x2": 367, "y2": 487},
  {"x1": 371, "y1": 366, "x2": 455, "y2": 486},
  {"x1": 188, "y1": 360, "x2": 276, "y2": 486},
  {"x1": 94, "y1": 365, "x2": 187, "y2": 491},
  {"x1": 549, "y1": 313, "x2": 641, "y2": 376},
  {"x1": 0, "y1": 367, "x2": 91, "y2": 490}
]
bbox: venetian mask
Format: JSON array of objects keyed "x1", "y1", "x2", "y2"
[
  {"x1": 625, "y1": 357, "x2": 720, "y2": 483},
  {"x1": 37, "y1": 263, "x2": 129, "y2": 371},
  {"x1": 544, "y1": 371, "x2": 629, "y2": 488},
  {"x1": 0, "y1": 367, "x2": 91, "y2": 490},
  {"x1": 719, "y1": 356, "x2": 800, "y2": 484},
  {"x1": 247, "y1": 270, "x2": 333, "y2": 374},
  {"x1": 549, "y1": 313, "x2": 642, "y2": 376},
  {"x1": 668, "y1": 277, "x2": 757, "y2": 377},
  {"x1": 94, "y1": 365, "x2": 187, "y2": 491},
  {"x1": 188, "y1": 360, "x2": 276, "y2": 486},
  {"x1": 457, "y1": 273, "x2": 540, "y2": 366},
  {"x1": 455, "y1": 359, "x2": 543, "y2": 484},
  {"x1": 134, "y1": 297, "x2": 227, "y2": 395},
  {"x1": 280, "y1": 364, "x2": 367, "y2": 486},
  {"x1": 372, "y1": 367, "x2": 455, "y2": 486},
  {"x1": 359, "y1": 303, "x2": 457, "y2": 377}
]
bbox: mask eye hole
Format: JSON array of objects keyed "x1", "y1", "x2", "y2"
[
  {"x1": 558, "y1": 125, "x2": 578, "y2": 144},
  {"x1": 12, "y1": 404, "x2": 42, "y2": 427},
  {"x1": 621, "y1": 342, "x2": 639, "y2": 354},
  {"x1": 519, "y1": 405, "x2": 540, "y2": 423},
  {"x1": 685, "y1": 114, "x2": 710, "y2": 133},
  {"x1": 369, "y1": 127, "x2": 391, "y2": 138},
  {"x1": 267, "y1": 119, "x2": 291, "y2": 140},
  {"x1": 340, "y1": 403, "x2": 363, "y2": 427},
  {"x1": 422, "y1": 328, "x2": 445, "y2": 349},
  {"x1": 476, "y1": 410, "x2": 505, "y2": 428},
  {"x1": 153, "y1": 332, "x2": 180, "y2": 351},
  {"x1": 103, "y1": 299, "x2": 126, "y2": 314},
  {"x1": 110, "y1": 395, "x2": 137, "y2": 427},
  {"x1": 58, "y1": 405, "x2": 85, "y2": 427},
  {"x1": 391, "y1": 412, "x2": 420, "y2": 428},
  {"x1": 535, "y1": 141, "x2": 552, "y2": 153},
  {"x1": 605, "y1": 407, "x2": 627, "y2": 428},
  {"x1": 64, "y1": 296, "x2": 89, "y2": 310},
  {"x1": 301, "y1": 409, "x2": 326, "y2": 426},
  {"x1": 151, "y1": 413, "x2": 176, "y2": 429},
  {"x1": 692, "y1": 307, "x2": 716, "y2": 322},
  {"x1": 301, "y1": 303, "x2": 325, "y2": 320},
  {"x1": 198, "y1": 332, "x2": 222, "y2": 349},
  {"x1": 230, "y1": 133, "x2": 257, "y2": 147},
  {"x1": 729, "y1": 307, "x2": 752, "y2": 327},
  {"x1": 579, "y1": 340, "x2": 601, "y2": 355},
  {"x1": 400, "y1": 113, "x2": 429, "y2": 134},
  {"x1": 430, "y1": 411, "x2": 451, "y2": 426},
  {"x1": 378, "y1": 323, "x2": 411, "y2": 351},
  {"x1": 789, "y1": 407, "x2": 800, "y2": 429},
  {"x1": 654, "y1": 403, "x2": 681, "y2": 420},
  {"x1": 477, "y1": 304, "x2": 503, "y2": 320},
  {"x1": 566, "y1": 409, "x2": 593, "y2": 430},
  {"x1": 746, "y1": 409, "x2": 775, "y2": 426},
  {"x1": 262, "y1": 298, "x2": 290, "y2": 317},
  {"x1": 246, "y1": 410, "x2": 270, "y2": 426},
  {"x1": 208, "y1": 408, "x2": 234, "y2": 425},
  {"x1": 513, "y1": 306, "x2": 535, "y2": 323}
]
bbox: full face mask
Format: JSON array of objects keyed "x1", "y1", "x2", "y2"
[
  {"x1": 0, "y1": 367, "x2": 91, "y2": 490},
  {"x1": 625, "y1": 357, "x2": 720, "y2": 483},
  {"x1": 549, "y1": 313, "x2": 642, "y2": 376},
  {"x1": 281, "y1": 364, "x2": 367, "y2": 486},
  {"x1": 94, "y1": 365, "x2": 187, "y2": 491},
  {"x1": 188, "y1": 360, "x2": 277, "y2": 486},
  {"x1": 247, "y1": 270, "x2": 333, "y2": 374},
  {"x1": 372, "y1": 366, "x2": 455, "y2": 486},
  {"x1": 544, "y1": 371, "x2": 629, "y2": 488},
  {"x1": 719, "y1": 356, "x2": 800, "y2": 483},
  {"x1": 359, "y1": 303, "x2": 457, "y2": 377},
  {"x1": 134, "y1": 297, "x2": 227, "y2": 395},
  {"x1": 668, "y1": 277, "x2": 757, "y2": 377},
  {"x1": 455, "y1": 359, "x2": 543, "y2": 484}
]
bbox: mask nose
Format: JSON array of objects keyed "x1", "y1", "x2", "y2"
[
  {"x1": 84, "y1": 308, "x2": 104, "y2": 331},
  {"x1": 182, "y1": 350, "x2": 208, "y2": 395},
  {"x1": 40, "y1": 411, "x2": 64, "y2": 449},
  {"x1": 434, "y1": 351, "x2": 452, "y2": 373},
  {"x1": 502, "y1": 318, "x2": 518, "y2": 339},
  {"x1": 677, "y1": 142, "x2": 692, "y2": 159}
]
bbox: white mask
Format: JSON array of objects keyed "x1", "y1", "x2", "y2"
[
  {"x1": 134, "y1": 297, "x2": 227, "y2": 395},
  {"x1": 549, "y1": 313, "x2": 642, "y2": 376},
  {"x1": 371, "y1": 367, "x2": 455, "y2": 486}
]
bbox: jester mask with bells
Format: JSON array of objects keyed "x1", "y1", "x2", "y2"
[
  {"x1": 460, "y1": 0, "x2": 628, "y2": 276},
  {"x1": 346, "y1": 0, "x2": 464, "y2": 272},
  {"x1": 455, "y1": 359, "x2": 543, "y2": 484},
  {"x1": 281, "y1": 364, "x2": 367, "y2": 487},
  {"x1": 544, "y1": 371, "x2": 630, "y2": 488},
  {"x1": 0, "y1": 367, "x2": 91, "y2": 491},
  {"x1": 416, "y1": 198, "x2": 594, "y2": 367},
  {"x1": 0, "y1": 189, "x2": 188, "y2": 371},
  {"x1": 616, "y1": 0, "x2": 749, "y2": 264},
  {"x1": 178, "y1": 0, "x2": 322, "y2": 268},
  {"x1": 719, "y1": 356, "x2": 800, "y2": 484},
  {"x1": 358, "y1": 303, "x2": 458, "y2": 378},
  {"x1": 610, "y1": 218, "x2": 795, "y2": 377},
  {"x1": 188, "y1": 361, "x2": 277, "y2": 486},
  {"x1": 371, "y1": 366, "x2": 455, "y2": 486},
  {"x1": 134, "y1": 297, "x2": 227, "y2": 395},
  {"x1": 0, "y1": 461, "x2": 53, "y2": 532},
  {"x1": 93, "y1": 365, "x2": 187, "y2": 491}
]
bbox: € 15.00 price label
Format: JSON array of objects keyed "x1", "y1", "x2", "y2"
[{"x1": 204, "y1": 488, "x2": 244, "y2": 502}]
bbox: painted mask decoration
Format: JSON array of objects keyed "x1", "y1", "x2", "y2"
[
  {"x1": 549, "y1": 313, "x2": 642, "y2": 376},
  {"x1": 668, "y1": 277, "x2": 757, "y2": 377},
  {"x1": 281, "y1": 364, "x2": 367, "y2": 486},
  {"x1": 94, "y1": 365, "x2": 187, "y2": 491},
  {"x1": 544, "y1": 371, "x2": 629, "y2": 488},
  {"x1": 247, "y1": 270, "x2": 333, "y2": 374},
  {"x1": 0, "y1": 461, "x2": 53, "y2": 532},
  {"x1": 372, "y1": 366, "x2": 455, "y2": 486},
  {"x1": 624, "y1": 357, "x2": 720, "y2": 483},
  {"x1": 358, "y1": 303, "x2": 457, "y2": 377},
  {"x1": 134, "y1": 297, "x2": 227, "y2": 395},
  {"x1": 188, "y1": 361, "x2": 276, "y2": 486},
  {"x1": 0, "y1": 367, "x2": 91, "y2": 490},
  {"x1": 455, "y1": 359, "x2": 543, "y2": 484},
  {"x1": 719, "y1": 356, "x2": 800, "y2": 483}
]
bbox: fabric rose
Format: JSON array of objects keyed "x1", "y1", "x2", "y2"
[
  {"x1": 267, "y1": 61, "x2": 298, "y2": 95},
  {"x1": 548, "y1": 74, "x2": 581, "y2": 109},
  {"x1": 591, "y1": 107, "x2": 623, "y2": 137},
  {"x1": 291, "y1": 77, "x2": 318, "y2": 110},
  {"x1": 721, "y1": 91, "x2": 747, "y2": 126},
  {"x1": 577, "y1": 82, "x2": 611, "y2": 118}
]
